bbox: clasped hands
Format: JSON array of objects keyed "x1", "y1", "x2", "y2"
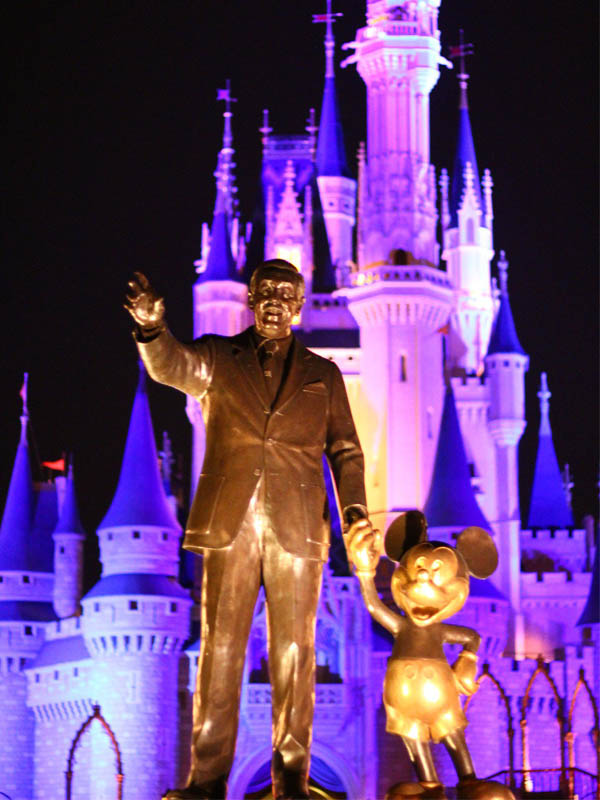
[
  {"x1": 344, "y1": 518, "x2": 383, "y2": 577},
  {"x1": 124, "y1": 271, "x2": 165, "y2": 331}
]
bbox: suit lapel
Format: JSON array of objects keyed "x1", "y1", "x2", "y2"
[
  {"x1": 231, "y1": 328, "x2": 270, "y2": 409},
  {"x1": 273, "y1": 337, "x2": 314, "y2": 413}
]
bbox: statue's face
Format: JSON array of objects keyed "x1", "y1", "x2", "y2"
[
  {"x1": 249, "y1": 269, "x2": 304, "y2": 339},
  {"x1": 391, "y1": 543, "x2": 469, "y2": 627}
]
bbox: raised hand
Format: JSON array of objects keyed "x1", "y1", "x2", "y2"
[
  {"x1": 124, "y1": 271, "x2": 165, "y2": 330},
  {"x1": 344, "y1": 518, "x2": 383, "y2": 576}
]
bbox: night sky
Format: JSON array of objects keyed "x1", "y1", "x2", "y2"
[{"x1": 4, "y1": 0, "x2": 598, "y2": 566}]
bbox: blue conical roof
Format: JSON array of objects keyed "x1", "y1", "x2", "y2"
[
  {"x1": 0, "y1": 417, "x2": 35, "y2": 571},
  {"x1": 316, "y1": 76, "x2": 350, "y2": 178},
  {"x1": 487, "y1": 254, "x2": 525, "y2": 356},
  {"x1": 310, "y1": 173, "x2": 337, "y2": 293},
  {"x1": 30, "y1": 483, "x2": 57, "y2": 572},
  {"x1": 54, "y1": 465, "x2": 85, "y2": 536},
  {"x1": 198, "y1": 207, "x2": 239, "y2": 283},
  {"x1": 424, "y1": 388, "x2": 490, "y2": 529},
  {"x1": 99, "y1": 364, "x2": 180, "y2": 531},
  {"x1": 577, "y1": 544, "x2": 599, "y2": 626},
  {"x1": 449, "y1": 106, "x2": 483, "y2": 228},
  {"x1": 527, "y1": 373, "x2": 573, "y2": 529}
]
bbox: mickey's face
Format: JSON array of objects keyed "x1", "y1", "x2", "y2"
[{"x1": 391, "y1": 543, "x2": 469, "y2": 627}]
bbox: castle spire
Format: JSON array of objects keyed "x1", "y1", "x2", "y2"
[
  {"x1": 99, "y1": 361, "x2": 179, "y2": 532},
  {"x1": 424, "y1": 387, "x2": 489, "y2": 530},
  {"x1": 527, "y1": 373, "x2": 574, "y2": 529},
  {"x1": 313, "y1": 1, "x2": 350, "y2": 178},
  {"x1": 448, "y1": 32, "x2": 484, "y2": 228},
  {"x1": 0, "y1": 375, "x2": 35, "y2": 571},
  {"x1": 53, "y1": 461, "x2": 86, "y2": 618},
  {"x1": 197, "y1": 81, "x2": 240, "y2": 283},
  {"x1": 487, "y1": 252, "x2": 524, "y2": 356}
]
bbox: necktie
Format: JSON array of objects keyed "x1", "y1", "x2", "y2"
[{"x1": 258, "y1": 339, "x2": 281, "y2": 403}]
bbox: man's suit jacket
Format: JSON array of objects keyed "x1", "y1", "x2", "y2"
[{"x1": 138, "y1": 326, "x2": 366, "y2": 561}]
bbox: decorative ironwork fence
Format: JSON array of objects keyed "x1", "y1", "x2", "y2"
[
  {"x1": 465, "y1": 658, "x2": 599, "y2": 800},
  {"x1": 65, "y1": 705, "x2": 123, "y2": 800}
]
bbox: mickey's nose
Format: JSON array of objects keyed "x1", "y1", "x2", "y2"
[{"x1": 417, "y1": 569, "x2": 429, "y2": 583}]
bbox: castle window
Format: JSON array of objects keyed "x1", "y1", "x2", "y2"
[
  {"x1": 94, "y1": 602, "x2": 100, "y2": 612},
  {"x1": 54, "y1": 670, "x2": 59, "y2": 680},
  {"x1": 107, "y1": 532, "x2": 113, "y2": 541},
  {"x1": 162, "y1": 532, "x2": 168, "y2": 541},
  {"x1": 73, "y1": 667, "x2": 78, "y2": 677},
  {"x1": 59, "y1": 546, "x2": 65, "y2": 554},
  {"x1": 24, "y1": 625, "x2": 33, "y2": 636},
  {"x1": 170, "y1": 602, "x2": 178, "y2": 613},
  {"x1": 129, "y1": 600, "x2": 138, "y2": 610},
  {"x1": 583, "y1": 627, "x2": 591, "y2": 642},
  {"x1": 399, "y1": 354, "x2": 407, "y2": 382},
  {"x1": 466, "y1": 218, "x2": 475, "y2": 243},
  {"x1": 491, "y1": 603, "x2": 497, "y2": 613},
  {"x1": 35, "y1": 673, "x2": 40, "y2": 683},
  {"x1": 22, "y1": 575, "x2": 30, "y2": 584},
  {"x1": 0, "y1": 576, "x2": 4, "y2": 582},
  {"x1": 426, "y1": 407, "x2": 433, "y2": 439},
  {"x1": 133, "y1": 531, "x2": 141, "y2": 539},
  {"x1": 19, "y1": 657, "x2": 26, "y2": 670}
]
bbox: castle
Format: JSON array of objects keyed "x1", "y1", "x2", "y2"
[{"x1": 0, "y1": 1, "x2": 597, "y2": 799}]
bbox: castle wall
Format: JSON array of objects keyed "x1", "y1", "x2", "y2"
[{"x1": 0, "y1": 669, "x2": 35, "y2": 800}]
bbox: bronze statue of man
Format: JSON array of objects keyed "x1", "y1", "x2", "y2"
[{"x1": 125, "y1": 259, "x2": 373, "y2": 800}]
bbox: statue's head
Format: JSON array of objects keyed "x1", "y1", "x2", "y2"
[
  {"x1": 384, "y1": 512, "x2": 498, "y2": 628},
  {"x1": 248, "y1": 259, "x2": 305, "y2": 339}
]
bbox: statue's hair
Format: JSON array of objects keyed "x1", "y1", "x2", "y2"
[{"x1": 249, "y1": 259, "x2": 305, "y2": 297}]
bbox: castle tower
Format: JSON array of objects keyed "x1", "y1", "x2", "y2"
[
  {"x1": 0, "y1": 378, "x2": 55, "y2": 800},
  {"x1": 440, "y1": 41, "x2": 494, "y2": 376},
  {"x1": 484, "y1": 253, "x2": 529, "y2": 656},
  {"x1": 52, "y1": 462, "x2": 86, "y2": 618},
  {"x1": 344, "y1": 0, "x2": 442, "y2": 267},
  {"x1": 313, "y1": 1, "x2": 357, "y2": 275},
  {"x1": 423, "y1": 385, "x2": 489, "y2": 533},
  {"x1": 527, "y1": 372, "x2": 574, "y2": 529},
  {"x1": 78, "y1": 363, "x2": 192, "y2": 800},
  {"x1": 189, "y1": 85, "x2": 252, "y2": 490}
]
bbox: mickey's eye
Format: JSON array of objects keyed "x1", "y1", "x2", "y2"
[{"x1": 431, "y1": 560, "x2": 441, "y2": 571}]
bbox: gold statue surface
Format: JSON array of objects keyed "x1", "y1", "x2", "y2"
[
  {"x1": 347, "y1": 513, "x2": 516, "y2": 800},
  {"x1": 126, "y1": 261, "x2": 373, "y2": 800}
]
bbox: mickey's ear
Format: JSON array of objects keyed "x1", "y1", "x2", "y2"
[
  {"x1": 385, "y1": 511, "x2": 428, "y2": 562},
  {"x1": 456, "y1": 527, "x2": 498, "y2": 578}
]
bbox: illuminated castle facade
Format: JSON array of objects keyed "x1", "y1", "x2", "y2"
[{"x1": 0, "y1": 1, "x2": 597, "y2": 799}]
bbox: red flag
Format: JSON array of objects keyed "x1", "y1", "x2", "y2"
[
  {"x1": 436, "y1": 323, "x2": 450, "y2": 335},
  {"x1": 42, "y1": 458, "x2": 65, "y2": 472}
]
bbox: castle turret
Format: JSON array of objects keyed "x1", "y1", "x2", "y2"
[
  {"x1": 78, "y1": 362, "x2": 191, "y2": 800},
  {"x1": 52, "y1": 463, "x2": 86, "y2": 618},
  {"x1": 440, "y1": 40, "x2": 494, "y2": 375},
  {"x1": 343, "y1": 0, "x2": 442, "y2": 267},
  {"x1": 0, "y1": 378, "x2": 55, "y2": 800},
  {"x1": 527, "y1": 373, "x2": 574, "y2": 529},
  {"x1": 423, "y1": 386, "x2": 489, "y2": 532},
  {"x1": 484, "y1": 253, "x2": 528, "y2": 656},
  {"x1": 190, "y1": 84, "x2": 252, "y2": 491},
  {"x1": 313, "y1": 1, "x2": 356, "y2": 275},
  {"x1": 0, "y1": 398, "x2": 35, "y2": 573}
]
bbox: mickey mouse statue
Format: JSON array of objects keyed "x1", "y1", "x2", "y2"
[{"x1": 345, "y1": 512, "x2": 515, "y2": 800}]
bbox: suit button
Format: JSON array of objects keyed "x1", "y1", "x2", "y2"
[
  {"x1": 266, "y1": 438, "x2": 274, "y2": 445},
  {"x1": 253, "y1": 468, "x2": 261, "y2": 477}
]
